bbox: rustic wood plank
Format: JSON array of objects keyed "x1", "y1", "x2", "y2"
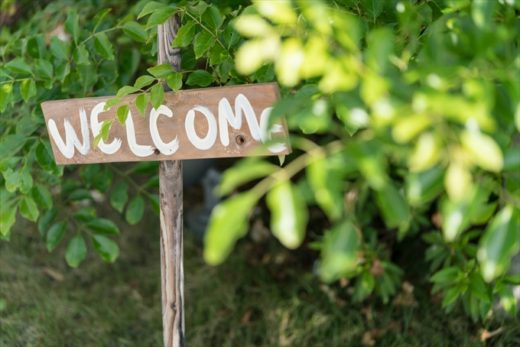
[
  {"x1": 158, "y1": 16, "x2": 184, "y2": 347},
  {"x1": 40, "y1": 82, "x2": 288, "y2": 165}
]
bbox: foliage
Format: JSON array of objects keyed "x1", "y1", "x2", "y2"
[
  {"x1": 207, "y1": 0, "x2": 520, "y2": 321},
  {"x1": 1, "y1": 0, "x2": 519, "y2": 324}
]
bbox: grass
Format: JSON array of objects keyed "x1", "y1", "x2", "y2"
[{"x1": 1, "y1": 213, "x2": 519, "y2": 347}]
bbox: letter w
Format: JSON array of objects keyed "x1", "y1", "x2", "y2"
[{"x1": 47, "y1": 108, "x2": 90, "y2": 159}]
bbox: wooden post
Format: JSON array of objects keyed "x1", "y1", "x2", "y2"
[{"x1": 158, "y1": 16, "x2": 185, "y2": 347}]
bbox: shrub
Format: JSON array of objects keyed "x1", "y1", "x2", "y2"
[{"x1": 1, "y1": 0, "x2": 519, "y2": 322}]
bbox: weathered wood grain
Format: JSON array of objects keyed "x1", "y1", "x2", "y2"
[
  {"x1": 41, "y1": 82, "x2": 287, "y2": 165},
  {"x1": 158, "y1": 16, "x2": 184, "y2": 347}
]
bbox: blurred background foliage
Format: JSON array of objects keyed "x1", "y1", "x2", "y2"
[{"x1": 0, "y1": 0, "x2": 519, "y2": 338}]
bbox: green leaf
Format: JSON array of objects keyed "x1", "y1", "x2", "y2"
[
  {"x1": 503, "y1": 146, "x2": 520, "y2": 172},
  {"x1": 138, "y1": 1, "x2": 168, "y2": 19},
  {"x1": 406, "y1": 166, "x2": 444, "y2": 206},
  {"x1": 431, "y1": 267, "x2": 460, "y2": 285},
  {"x1": 34, "y1": 59, "x2": 54, "y2": 80},
  {"x1": 461, "y1": 131, "x2": 503, "y2": 172},
  {"x1": 125, "y1": 195, "x2": 145, "y2": 225},
  {"x1": 0, "y1": 201, "x2": 17, "y2": 237},
  {"x1": 94, "y1": 32, "x2": 115, "y2": 60},
  {"x1": 5, "y1": 58, "x2": 32, "y2": 75},
  {"x1": 498, "y1": 286, "x2": 517, "y2": 316},
  {"x1": 0, "y1": 82, "x2": 13, "y2": 112},
  {"x1": 267, "y1": 181, "x2": 308, "y2": 249},
  {"x1": 86, "y1": 218, "x2": 120, "y2": 235},
  {"x1": 150, "y1": 83, "x2": 164, "y2": 109},
  {"x1": 307, "y1": 154, "x2": 343, "y2": 220},
  {"x1": 366, "y1": 27, "x2": 394, "y2": 73},
  {"x1": 19, "y1": 196, "x2": 39, "y2": 222},
  {"x1": 146, "y1": 6, "x2": 176, "y2": 27},
  {"x1": 172, "y1": 21, "x2": 196, "y2": 48},
  {"x1": 204, "y1": 192, "x2": 257, "y2": 265},
  {"x1": 166, "y1": 72, "x2": 183, "y2": 91},
  {"x1": 478, "y1": 206, "x2": 519, "y2": 282},
  {"x1": 65, "y1": 10, "x2": 80, "y2": 43},
  {"x1": 320, "y1": 220, "x2": 360, "y2": 282},
  {"x1": 46, "y1": 222, "x2": 67, "y2": 252},
  {"x1": 32, "y1": 184, "x2": 53, "y2": 210},
  {"x1": 219, "y1": 159, "x2": 277, "y2": 195},
  {"x1": 92, "y1": 235, "x2": 119, "y2": 263},
  {"x1": 134, "y1": 75, "x2": 155, "y2": 89},
  {"x1": 375, "y1": 183, "x2": 411, "y2": 235},
  {"x1": 135, "y1": 93, "x2": 149, "y2": 115},
  {"x1": 186, "y1": 70, "x2": 213, "y2": 87},
  {"x1": 74, "y1": 45, "x2": 90, "y2": 65},
  {"x1": 65, "y1": 234, "x2": 87, "y2": 268},
  {"x1": 3, "y1": 169, "x2": 20, "y2": 193},
  {"x1": 123, "y1": 21, "x2": 147, "y2": 42},
  {"x1": 193, "y1": 31, "x2": 214, "y2": 58},
  {"x1": 116, "y1": 105, "x2": 129, "y2": 124},
  {"x1": 202, "y1": 5, "x2": 223, "y2": 30},
  {"x1": 0, "y1": 134, "x2": 26, "y2": 158},
  {"x1": 116, "y1": 85, "x2": 139, "y2": 97},
  {"x1": 110, "y1": 181, "x2": 128, "y2": 213},
  {"x1": 20, "y1": 79, "x2": 36, "y2": 101},
  {"x1": 73, "y1": 207, "x2": 96, "y2": 223},
  {"x1": 147, "y1": 64, "x2": 174, "y2": 78},
  {"x1": 50, "y1": 36, "x2": 69, "y2": 60}
]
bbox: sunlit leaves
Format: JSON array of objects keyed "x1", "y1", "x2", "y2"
[
  {"x1": 320, "y1": 220, "x2": 360, "y2": 282},
  {"x1": 204, "y1": 192, "x2": 257, "y2": 265},
  {"x1": 219, "y1": 159, "x2": 277, "y2": 195},
  {"x1": 461, "y1": 131, "x2": 503, "y2": 172},
  {"x1": 166, "y1": 72, "x2": 182, "y2": 91},
  {"x1": 478, "y1": 206, "x2": 519, "y2": 282},
  {"x1": 266, "y1": 180, "x2": 308, "y2": 249},
  {"x1": 0, "y1": 82, "x2": 13, "y2": 112},
  {"x1": 0, "y1": 197, "x2": 17, "y2": 237},
  {"x1": 20, "y1": 79, "x2": 36, "y2": 101},
  {"x1": 150, "y1": 84, "x2": 164, "y2": 109},
  {"x1": 147, "y1": 64, "x2": 174, "y2": 78},
  {"x1": 134, "y1": 75, "x2": 155, "y2": 89}
]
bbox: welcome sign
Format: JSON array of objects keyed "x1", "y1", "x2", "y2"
[{"x1": 41, "y1": 83, "x2": 290, "y2": 164}]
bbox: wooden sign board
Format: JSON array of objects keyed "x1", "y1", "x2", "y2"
[{"x1": 41, "y1": 83, "x2": 290, "y2": 165}]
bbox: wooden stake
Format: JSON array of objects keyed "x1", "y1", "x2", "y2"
[{"x1": 158, "y1": 16, "x2": 185, "y2": 347}]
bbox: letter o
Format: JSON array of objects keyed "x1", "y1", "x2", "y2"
[{"x1": 185, "y1": 106, "x2": 217, "y2": 150}]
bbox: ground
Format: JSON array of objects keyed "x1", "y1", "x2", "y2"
[{"x1": 1, "y1": 197, "x2": 519, "y2": 347}]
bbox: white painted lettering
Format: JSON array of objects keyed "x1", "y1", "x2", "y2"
[
  {"x1": 185, "y1": 106, "x2": 217, "y2": 150},
  {"x1": 150, "y1": 105, "x2": 179, "y2": 155},
  {"x1": 90, "y1": 102, "x2": 122, "y2": 154},
  {"x1": 125, "y1": 110, "x2": 154, "y2": 157},
  {"x1": 47, "y1": 108, "x2": 90, "y2": 158},
  {"x1": 259, "y1": 107, "x2": 288, "y2": 154},
  {"x1": 218, "y1": 94, "x2": 262, "y2": 146}
]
